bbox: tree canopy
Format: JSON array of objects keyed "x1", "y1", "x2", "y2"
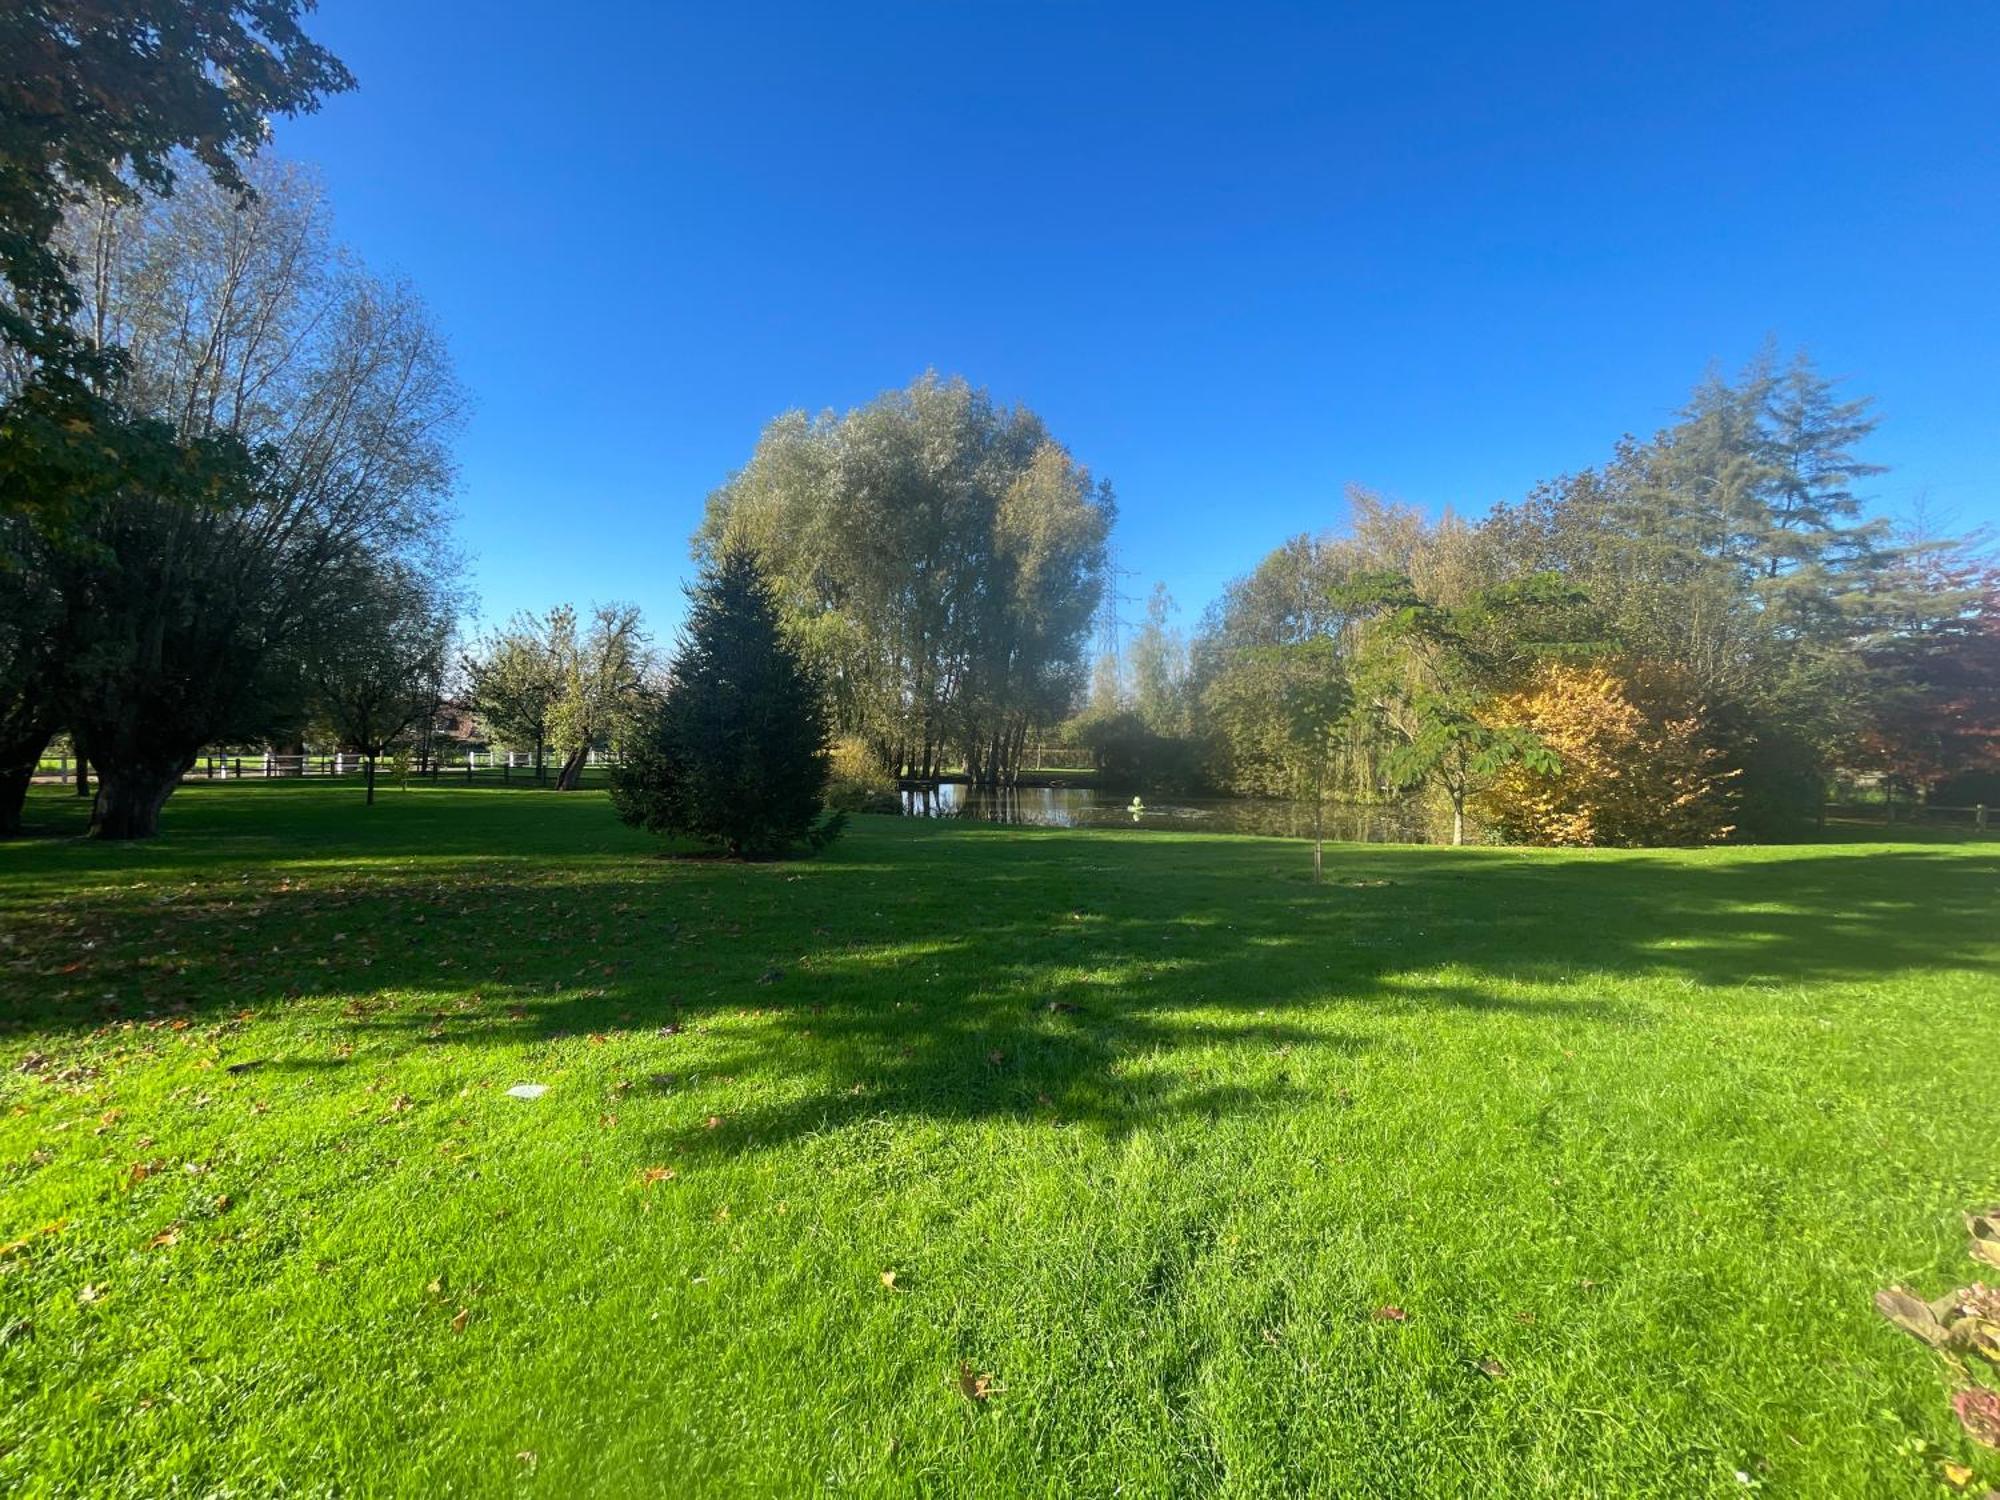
[
  {"x1": 0, "y1": 157, "x2": 462, "y2": 837},
  {"x1": 1178, "y1": 351, "x2": 1997, "y2": 843},
  {"x1": 0, "y1": 0, "x2": 352, "y2": 368},
  {"x1": 698, "y1": 372, "x2": 1114, "y2": 785}
]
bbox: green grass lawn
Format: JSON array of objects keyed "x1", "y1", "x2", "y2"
[{"x1": 3, "y1": 784, "x2": 1997, "y2": 1497}]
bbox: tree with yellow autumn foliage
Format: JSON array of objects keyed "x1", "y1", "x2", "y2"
[{"x1": 1479, "y1": 665, "x2": 1736, "y2": 846}]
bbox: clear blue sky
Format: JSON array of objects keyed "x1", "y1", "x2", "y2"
[{"x1": 276, "y1": 1, "x2": 2000, "y2": 640}]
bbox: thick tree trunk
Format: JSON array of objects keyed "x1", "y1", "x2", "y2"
[
  {"x1": 1451, "y1": 794, "x2": 1466, "y2": 847},
  {"x1": 0, "y1": 762, "x2": 31, "y2": 837},
  {"x1": 90, "y1": 761, "x2": 186, "y2": 840},
  {"x1": 365, "y1": 754, "x2": 377, "y2": 805},
  {"x1": 74, "y1": 747, "x2": 90, "y2": 796},
  {"x1": 1, "y1": 725, "x2": 55, "y2": 836},
  {"x1": 554, "y1": 744, "x2": 589, "y2": 791}
]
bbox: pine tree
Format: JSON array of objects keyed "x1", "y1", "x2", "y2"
[{"x1": 611, "y1": 551, "x2": 839, "y2": 857}]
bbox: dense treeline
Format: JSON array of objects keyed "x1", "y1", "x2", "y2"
[
  {"x1": 1114, "y1": 352, "x2": 1999, "y2": 843},
  {"x1": 4, "y1": 5, "x2": 1989, "y2": 850},
  {"x1": 698, "y1": 373, "x2": 1113, "y2": 786}
]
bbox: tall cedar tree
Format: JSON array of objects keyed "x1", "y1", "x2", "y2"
[{"x1": 612, "y1": 552, "x2": 839, "y2": 857}]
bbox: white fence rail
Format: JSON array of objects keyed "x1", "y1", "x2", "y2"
[{"x1": 35, "y1": 750, "x2": 619, "y2": 784}]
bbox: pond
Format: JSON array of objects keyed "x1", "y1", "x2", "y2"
[{"x1": 899, "y1": 784, "x2": 1438, "y2": 842}]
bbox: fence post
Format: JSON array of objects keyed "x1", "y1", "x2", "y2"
[{"x1": 1980, "y1": 804, "x2": 1989, "y2": 833}]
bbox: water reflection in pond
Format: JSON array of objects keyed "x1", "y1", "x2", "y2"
[{"x1": 899, "y1": 783, "x2": 1436, "y2": 843}]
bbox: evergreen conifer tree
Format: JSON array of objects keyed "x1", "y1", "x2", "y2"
[{"x1": 612, "y1": 551, "x2": 839, "y2": 856}]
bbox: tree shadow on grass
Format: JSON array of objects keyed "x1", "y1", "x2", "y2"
[{"x1": 4, "y1": 808, "x2": 1997, "y2": 1149}]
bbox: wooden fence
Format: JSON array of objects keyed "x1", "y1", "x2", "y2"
[{"x1": 1827, "y1": 800, "x2": 1992, "y2": 832}]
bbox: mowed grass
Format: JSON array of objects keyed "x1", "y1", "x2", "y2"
[{"x1": 2, "y1": 785, "x2": 1998, "y2": 1498}]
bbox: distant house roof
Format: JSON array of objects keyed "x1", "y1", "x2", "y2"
[{"x1": 434, "y1": 701, "x2": 487, "y2": 747}]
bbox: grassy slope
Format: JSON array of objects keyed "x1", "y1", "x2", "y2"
[{"x1": 1, "y1": 784, "x2": 1997, "y2": 1498}]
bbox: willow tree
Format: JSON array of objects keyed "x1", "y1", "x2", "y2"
[{"x1": 697, "y1": 373, "x2": 1112, "y2": 784}]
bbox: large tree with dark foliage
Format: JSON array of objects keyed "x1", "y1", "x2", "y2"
[
  {"x1": 0, "y1": 162, "x2": 461, "y2": 839},
  {"x1": 612, "y1": 551, "x2": 838, "y2": 858}
]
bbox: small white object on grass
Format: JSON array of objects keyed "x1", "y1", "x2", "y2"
[{"x1": 505, "y1": 1084, "x2": 548, "y2": 1100}]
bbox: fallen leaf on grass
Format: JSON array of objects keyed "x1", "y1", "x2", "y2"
[
  {"x1": 880, "y1": 1270, "x2": 900, "y2": 1291},
  {"x1": 516, "y1": 1451, "x2": 536, "y2": 1471},
  {"x1": 956, "y1": 1362, "x2": 992, "y2": 1401},
  {"x1": 451, "y1": 1306, "x2": 472, "y2": 1333},
  {"x1": 1971, "y1": 1212, "x2": 2000, "y2": 1270},
  {"x1": 986, "y1": 1049, "x2": 1006, "y2": 1067},
  {"x1": 1477, "y1": 1358, "x2": 1510, "y2": 1380},
  {"x1": 598, "y1": 1113, "x2": 618, "y2": 1129},
  {"x1": 146, "y1": 1225, "x2": 181, "y2": 1250},
  {"x1": 1954, "y1": 1387, "x2": 2000, "y2": 1447},
  {"x1": 77, "y1": 1284, "x2": 105, "y2": 1305},
  {"x1": 1941, "y1": 1460, "x2": 1974, "y2": 1489},
  {"x1": 0, "y1": 1219, "x2": 66, "y2": 1260},
  {"x1": 704, "y1": 1115, "x2": 722, "y2": 1130},
  {"x1": 1372, "y1": 1305, "x2": 1408, "y2": 1323},
  {"x1": 638, "y1": 1166, "x2": 676, "y2": 1187},
  {"x1": 1952, "y1": 1312, "x2": 2000, "y2": 1363},
  {"x1": 1875, "y1": 1287, "x2": 1952, "y2": 1348},
  {"x1": 504, "y1": 1084, "x2": 547, "y2": 1100}
]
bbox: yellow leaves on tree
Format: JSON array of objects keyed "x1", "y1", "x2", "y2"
[{"x1": 1479, "y1": 665, "x2": 1736, "y2": 847}]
